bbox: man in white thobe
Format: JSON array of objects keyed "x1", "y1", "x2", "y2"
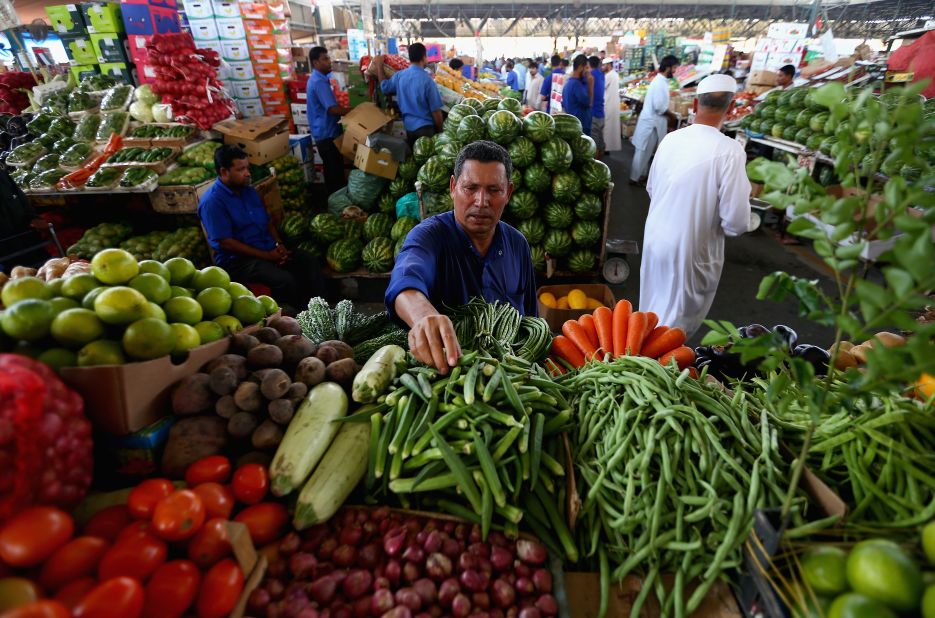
[
  {"x1": 602, "y1": 58, "x2": 622, "y2": 152},
  {"x1": 629, "y1": 55, "x2": 679, "y2": 184},
  {"x1": 524, "y1": 64, "x2": 544, "y2": 110},
  {"x1": 639, "y1": 74, "x2": 752, "y2": 337}
]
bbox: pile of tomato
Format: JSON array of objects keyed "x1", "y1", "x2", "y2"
[{"x1": 0, "y1": 457, "x2": 290, "y2": 618}]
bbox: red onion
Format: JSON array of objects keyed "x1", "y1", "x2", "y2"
[
  {"x1": 340, "y1": 525, "x2": 364, "y2": 547},
  {"x1": 443, "y1": 522, "x2": 456, "y2": 534},
  {"x1": 459, "y1": 552, "x2": 479, "y2": 571},
  {"x1": 455, "y1": 524, "x2": 468, "y2": 540},
  {"x1": 428, "y1": 607, "x2": 443, "y2": 618},
  {"x1": 283, "y1": 584, "x2": 311, "y2": 615},
  {"x1": 488, "y1": 532, "x2": 508, "y2": 547},
  {"x1": 289, "y1": 552, "x2": 319, "y2": 579},
  {"x1": 351, "y1": 597, "x2": 371, "y2": 618},
  {"x1": 515, "y1": 577, "x2": 535, "y2": 596},
  {"x1": 517, "y1": 609, "x2": 541, "y2": 618},
  {"x1": 280, "y1": 531, "x2": 301, "y2": 555},
  {"x1": 490, "y1": 610, "x2": 505, "y2": 618},
  {"x1": 374, "y1": 577, "x2": 391, "y2": 590},
  {"x1": 439, "y1": 578, "x2": 460, "y2": 607},
  {"x1": 342, "y1": 569, "x2": 374, "y2": 599},
  {"x1": 490, "y1": 547, "x2": 513, "y2": 571},
  {"x1": 460, "y1": 570, "x2": 488, "y2": 593},
  {"x1": 370, "y1": 589, "x2": 395, "y2": 614},
  {"x1": 333, "y1": 604, "x2": 352, "y2": 618},
  {"x1": 373, "y1": 506, "x2": 391, "y2": 521},
  {"x1": 403, "y1": 546, "x2": 425, "y2": 563},
  {"x1": 415, "y1": 614, "x2": 432, "y2": 618},
  {"x1": 363, "y1": 520, "x2": 378, "y2": 538},
  {"x1": 318, "y1": 537, "x2": 338, "y2": 560},
  {"x1": 472, "y1": 592, "x2": 491, "y2": 610},
  {"x1": 267, "y1": 579, "x2": 286, "y2": 600},
  {"x1": 515, "y1": 540, "x2": 546, "y2": 565},
  {"x1": 505, "y1": 609, "x2": 519, "y2": 618},
  {"x1": 333, "y1": 544, "x2": 358, "y2": 567},
  {"x1": 469, "y1": 525, "x2": 482, "y2": 543},
  {"x1": 416, "y1": 531, "x2": 428, "y2": 545},
  {"x1": 359, "y1": 543, "x2": 382, "y2": 569},
  {"x1": 426, "y1": 553, "x2": 453, "y2": 580},
  {"x1": 302, "y1": 524, "x2": 330, "y2": 551},
  {"x1": 451, "y1": 593, "x2": 472, "y2": 618},
  {"x1": 268, "y1": 559, "x2": 287, "y2": 579},
  {"x1": 492, "y1": 578, "x2": 516, "y2": 609},
  {"x1": 468, "y1": 543, "x2": 491, "y2": 559},
  {"x1": 308, "y1": 575, "x2": 338, "y2": 605},
  {"x1": 384, "y1": 527, "x2": 407, "y2": 556},
  {"x1": 442, "y1": 538, "x2": 461, "y2": 558},
  {"x1": 423, "y1": 530, "x2": 442, "y2": 554},
  {"x1": 396, "y1": 587, "x2": 423, "y2": 611},
  {"x1": 514, "y1": 563, "x2": 531, "y2": 579},
  {"x1": 342, "y1": 509, "x2": 356, "y2": 527},
  {"x1": 247, "y1": 587, "x2": 271, "y2": 613},
  {"x1": 405, "y1": 518, "x2": 422, "y2": 534},
  {"x1": 534, "y1": 595, "x2": 557, "y2": 616},
  {"x1": 381, "y1": 608, "x2": 413, "y2": 618},
  {"x1": 356, "y1": 509, "x2": 369, "y2": 523},
  {"x1": 385, "y1": 559, "x2": 402, "y2": 586},
  {"x1": 532, "y1": 570, "x2": 552, "y2": 594},
  {"x1": 404, "y1": 561, "x2": 423, "y2": 583},
  {"x1": 469, "y1": 613, "x2": 491, "y2": 618},
  {"x1": 296, "y1": 607, "x2": 320, "y2": 618},
  {"x1": 478, "y1": 558, "x2": 493, "y2": 578},
  {"x1": 267, "y1": 601, "x2": 284, "y2": 618},
  {"x1": 330, "y1": 570, "x2": 348, "y2": 584},
  {"x1": 412, "y1": 578, "x2": 437, "y2": 606}
]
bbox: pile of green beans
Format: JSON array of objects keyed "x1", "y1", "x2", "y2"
[
  {"x1": 364, "y1": 350, "x2": 579, "y2": 561},
  {"x1": 562, "y1": 356, "x2": 805, "y2": 618},
  {"x1": 448, "y1": 298, "x2": 552, "y2": 362},
  {"x1": 750, "y1": 379, "x2": 935, "y2": 528}
]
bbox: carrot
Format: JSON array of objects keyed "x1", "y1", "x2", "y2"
[
  {"x1": 611, "y1": 300, "x2": 632, "y2": 358},
  {"x1": 562, "y1": 321, "x2": 598, "y2": 359},
  {"x1": 642, "y1": 326, "x2": 669, "y2": 350},
  {"x1": 688, "y1": 367, "x2": 700, "y2": 380},
  {"x1": 644, "y1": 312, "x2": 659, "y2": 338},
  {"x1": 625, "y1": 312, "x2": 647, "y2": 356},
  {"x1": 642, "y1": 327, "x2": 687, "y2": 359},
  {"x1": 551, "y1": 336, "x2": 586, "y2": 368},
  {"x1": 658, "y1": 346, "x2": 695, "y2": 370},
  {"x1": 578, "y1": 314, "x2": 599, "y2": 351},
  {"x1": 593, "y1": 307, "x2": 614, "y2": 358},
  {"x1": 544, "y1": 356, "x2": 567, "y2": 376}
]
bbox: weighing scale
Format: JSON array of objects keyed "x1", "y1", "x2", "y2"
[{"x1": 602, "y1": 239, "x2": 640, "y2": 284}]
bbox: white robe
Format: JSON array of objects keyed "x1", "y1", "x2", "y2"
[
  {"x1": 524, "y1": 74, "x2": 544, "y2": 110},
  {"x1": 630, "y1": 74, "x2": 671, "y2": 181},
  {"x1": 602, "y1": 70, "x2": 622, "y2": 151},
  {"x1": 639, "y1": 124, "x2": 752, "y2": 337}
]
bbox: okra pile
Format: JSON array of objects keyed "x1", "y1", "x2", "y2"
[{"x1": 365, "y1": 351, "x2": 578, "y2": 563}]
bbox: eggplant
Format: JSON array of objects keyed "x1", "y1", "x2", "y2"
[
  {"x1": 793, "y1": 344, "x2": 830, "y2": 372},
  {"x1": 772, "y1": 325, "x2": 798, "y2": 350},
  {"x1": 739, "y1": 323, "x2": 771, "y2": 339}
]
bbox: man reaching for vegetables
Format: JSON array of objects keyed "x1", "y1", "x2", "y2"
[
  {"x1": 198, "y1": 145, "x2": 324, "y2": 314},
  {"x1": 385, "y1": 141, "x2": 537, "y2": 374}
]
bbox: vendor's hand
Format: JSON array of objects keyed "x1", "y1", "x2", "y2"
[
  {"x1": 586, "y1": 71, "x2": 594, "y2": 84},
  {"x1": 408, "y1": 314, "x2": 461, "y2": 374}
]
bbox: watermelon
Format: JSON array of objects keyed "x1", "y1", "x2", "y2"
[
  {"x1": 378, "y1": 192, "x2": 396, "y2": 214},
  {"x1": 570, "y1": 134, "x2": 597, "y2": 163},
  {"x1": 551, "y1": 171, "x2": 581, "y2": 204},
  {"x1": 552, "y1": 113, "x2": 583, "y2": 140},
  {"x1": 529, "y1": 245, "x2": 546, "y2": 271},
  {"x1": 510, "y1": 168, "x2": 523, "y2": 190},
  {"x1": 580, "y1": 158, "x2": 611, "y2": 192},
  {"x1": 347, "y1": 169, "x2": 388, "y2": 210},
  {"x1": 389, "y1": 177, "x2": 411, "y2": 199},
  {"x1": 281, "y1": 214, "x2": 305, "y2": 241},
  {"x1": 795, "y1": 110, "x2": 812, "y2": 129},
  {"x1": 412, "y1": 136, "x2": 435, "y2": 164},
  {"x1": 523, "y1": 163, "x2": 551, "y2": 193},
  {"x1": 771, "y1": 123, "x2": 784, "y2": 138},
  {"x1": 487, "y1": 110, "x2": 522, "y2": 145},
  {"x1": 819, "y1": 136, "x2": 837, "y2": 154},
  {"x1": 418, "y1": 156, "x2": 453, "y2": 193},
  {"x1": 540, "y1": 138, "x2": 573, "y2": 172},
  {"x1": 435, "y1": 142, "x2": 462, "y2": 167},
  {"x1": 434, "y1": 132, "x2": 456, "y2": 147},
  {"x1": 782, "y1": 125, "x2": 797, "y2": 141},
  {"x1": 543, "y1": 229, "x2": 572, "y2": 257},
  {"x1": 568, "y1": 250, "x2": 596, "y2": 273},
  {"x1": 498, "y1": 98, "x2": 523, "y2": 114},
  {"x1": 458, "y1": 115, "x2": 487, "y2": 143},
  {"x1": 326, "y1": 238, "x2": 363, "y2": 272},
  {"x1": 523, "y1": 111, "x2": 555, "y2": 143},
  {"x1": 296, "y1": 240, "x2": 322, "y2": 257},
  {"x1": 805, "y1": 91, "x2": 823, "y2": 110},
  {"x1": 342, "y1": 218, "x2": 364, "y2": 241},
  {"x1": 806, "y1": 133, "x2": 824, "y2": 151},
  {"x1": 507, "y1": 190, "x2": 539, "y2": 220},
  {"x1": 309, "y1": 213, "x2": 343, "y2": 243},
  {"x1": 399, "y1": 160, "x2": 419, "y2": 181},
  {"x1": 544, "y1": 202, "x2": 574, "y2": 229},
  {"x1": 391, "y1": 216, "x2": 419, "y2": 241},
  {"x1": 363, "y1": 213, "x2": 393, "y2": 241},
  {"x1": 758, "y1": 105, "x2": 776, "y2": 121},
  {"x1": 482, "y1": 98, "x2": 500, "y2": 113},
  {"x1": 394, "y1": 235, "x2": 406, "y2": 258},
  {"x1": 508, "y1": 136, "x2": 537, "y2": 168},
  {"x1": 809, "y1": 112, "x2": 829, "y2": 133},
  {"x1": 463, "y1": 98, "x2": 484, "y2": 112},
  {"x1": 575, "y1": 193, "x2": 602, "y2": 220},
  {"x1": 784, "y1": 108, "x2": 799, "y2": 124},
  {"x1": 778, "y1": 90, "x2": 795, "y2": 107},
  {"x1": 794, "y1": 128, "x2": 810, "y2": 145},
  {"x1": 362, "y1": 237, "x2": 394, "y2": 272},
  {"x1": 446, "y1": 104, "x2": 476, "y2": 128},
  {"x1": 482, "y1": 110, "x2": 496, "y2": 124},
  {"x1": 516, "y1": 218, "x2": 546, "y2": 245},
  {"x1": 423, "y1": 192, "x2": 453, "y2": 215},
  {"x1": 571, "y1": 220, "x2": 601, "y2": 247},
  {"x1": 790, "y1": 89, "x2": 808, "y2": 108}
]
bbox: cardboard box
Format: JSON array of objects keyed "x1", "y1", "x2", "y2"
[
  {"x1": 366, "y1": 132, "x2": 408, "y2": 162},
  {"x1": 195, "y1": 40, "x2": 223, "y2": 58},
  {"x1": 121, "y1": 2, "x2": 154, "y2": 35},
  {"x1": 231, "y1": 78, "x2": 259, "y2": 99},
  {"x1": 90, "y1": 33, "x2": 129, "y2": 63},
  {"x1": 290, "y1": 103, "x2": 308, "y2": 125},
  {"x1": 100, "y1": 61, "x2": 133, "y2": 82},
  {"x1": 182, "y1": 0, "x2": 214, "y2": 18},
  {"x1": 800, "y1": 59, "x2": 832, "y2": 78},
  {"x1": 250, "y1": 48, "x2": 277, "y2": 64},
  {"x1": 270, "y1": 19, "x2": 289, "y2": 35},
  {"x1": 263, "y1": 103, "x2": 290, "y2": 118},
  {"x1": 242, "y1": 18, "x2": 273, "y2": 35},
  {"x1": 337, "y1": 102, "x2": 392, "y2": 160},
  {"x1": 188, "y1": 17, "x2": 219, "y2": 40},
  {"x1": 127, "y1": 33, "x2": 152, "y2": 53},
  {"x1": 255, "y1": 75, "x2": 283, "y2": 93},
  {"x1": 289, "y1": 134, "x2": 313, "y2": 162},
  {"x1": 60, "y1": 34, "x2": 98, "y2": 65},
  {"x1": 214, "y1": 116, "x2": 289, "y2": 164},
  {"x1": 151, "y1": 5, "x2": 181, "y2": 33},
  {"x1": 70, "y1": 64, "x2": 100, "y2": 84},
  {"x1": 748, "y1": 70, "x2": 777, "y2": 86},
  {"x1": 259, "y1": 90, "x2": 286, "y2": 106},
  {"x1": 354, "y1": 144, "x2": 398, "y2": 180},
  {"x1": 216, "y1": 17, "x2": 246, "y2": 39},
  {"x1": 253, "y1": 63, "x2": 283, "y2": 80},
  {"x1": 246, "y1": 33, "x2": 275, "y2": 50},
  {"x1": 82, "y1": 2, "x2": 123, "y2": 33},
  {"x1": 767, "y1": 22, "x2": 809, "y2": 40},
  {"x1": 221, "y1": 39, "x2": 250, "y2": 60},
  {"x1": 536, "y1": 284, "x2": 615, "y2": 332},
  {"x1": 565, "y1": 573, "x2": 740, "y2": 618},
  {"x1": 227, "y1": 59, "x2": 255, "y2": 80},
  {"x1": 98, "y1": 416, "x2": 173, "y2": 476},
  {"x1": 212, "y1": 0, "x2": 240, "y2": 17},
  {"x1": 239, "y1": 99, "x2": 265, "y2": 118},
  {"x1": 238, "y1": 2, "x2": 269, "y2": 19},
  {"x1": 46, "y1": 4, "x2": 87, "y2": 35}
]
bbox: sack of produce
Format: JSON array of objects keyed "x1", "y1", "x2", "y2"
[
  {"x1": 395, "y1": 191, "x2": 420, "y2": 220},
  {"x1": 59, "y1": 143, "x2": 94, "y2": 170},
  {"x1": 327, "y1": 187, "x2": 354, "y2": 216},
  {"x1": 346, "y1": 169, "x2": 388, "y2": 210}
]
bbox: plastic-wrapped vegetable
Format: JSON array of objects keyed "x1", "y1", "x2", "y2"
[
  {"x1": 95, "y1": 112, "x2": 129, "y2": 140},
  {"x1": 60, "y1": 143, "x2": 93, "y2": 168},
  {"x1": 85, "y1": 166, "x2": 122, "y2": 188},
  {"x1": 40, "y1": 92, "x2": 69, "y2": 115},
  {"x1": 6, "y1": 141, "x2": 46, "y2": 166},
  {"x1": 77, "y1": 74, "x2": 116, "y2": 92},
  {"x1": 72, "y1": 115, "x2": 101, "y2": 142},
  {"x1": 26, "y1": 113, "x2": 55, "y2": 135},
  {"x1": 179, "y1": 141, "x2": 221, "y2": 169},
  {"x1": 28, "y1": 169, "x2": 67, "y2": 190},
  {"x1": 119, "y1": 166, "x2": 158, "y2": 188},
  {"x1": 67, "y1": 90, "x2": 96, "y2": 114},
  {"x1": 100, "y1": 85, "x2": 133, "y2": 112},
  {"x1": 10, "y1": 168, "x2": 33, "y2": 188},
  {"x1": 47, "y1": 117, "x2": 76, "y2": 139},
  {"x1": 157, "y1": 166, "x2": 213, "y2": 185},
  {"x1": 32, "y1": 153, "x2": 61, "y2": 172},
  {"x1": 52, "y1": 137, "x2": 77, "y2": 154},
  {"x1": 129, "y1": 125, "x2": 161, "y2": 138}
]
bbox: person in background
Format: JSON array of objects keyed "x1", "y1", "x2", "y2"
[
  {"x1": 374, "y1": 43, "x2": 444, "y2": 146},
  {"x1": 776, "y1": 64, "x2": 796, "y2": 89},
  {"x1": 588, "y1": 56, "x2": 606, "y2": 156},
  {"x1": 602, "y1": 58, "x2": 622, "y2": 153},
  {"x1": 537, "y1": 57, "x2": 546, "y2": 74},
  {"x1": 449, "y1": 57, "x2": 464, "y2": 72},
  {"x1": 514, "y1": 58, "x2": 527, "y2": 91},
  {"x1": 199, "y1": 145, "x2": 324, "y2": 314},
  {"x1": 523, "y1": 63, "x2": 544, "y2": 110},
  {"x1": 539, "y1": 54, "x2": 563, "y2": 111},
  {"x1": 505, "y1": 61, "x2": 520, "y2": 92},
  {"x1": 306, "y1": 46, "x2": 348, "y2": 196},
  {"x1": 629, "y1": 54, "x2": 679, "y2": 185},
  {"x1": 639, "y1": 74, "x2": 752, "y2": 337},
  {"x1": 561, "y1": 58, "x2": 570, "y2": 71},
  {"x1": 562, "y1": 55, "x2": 593, "y2": 135},
  {"x1": 599, "y1": 50, "x2": 606, "y2": 61}
]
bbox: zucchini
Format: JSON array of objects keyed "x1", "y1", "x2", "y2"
[
  {"x1": 293, "y1": 421, "x2": 370, "y2": 528},
  {"x1": 352, "y1": 344, "x2": 407, "y2": 403},
  {"x1": 269, "y1": 382, "x2": 348, "y2": 496}
]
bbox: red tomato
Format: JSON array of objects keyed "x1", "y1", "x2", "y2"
[
  {"x1": 73, "y1": 577, "x2": 143, "y2": 618},
  {"x1": 83, "y1": 505, "x2": 132, "y2": 543},
  {"x1": 0, "y1": 600, "x2": 71, "y2": 618},
  {"x1": 116, "y1": 521, "x2": 153, "y2": 544},
  {"x1": 191, "y1": 483, "x2": 234, "y2": 520},
  {"x1": 0, "y1": 507, "x2": 74, "y2": 568},
  {"x1": 231, "y1": 464, "x2": 268, "y2": 505},
  {"x1": 151, "y1": 490, "x2": 205, "y2": 542},
  {"x1": 98, "y1": 534, "x2": 167, "y2": 582},
  {"x1": 233, "y1": 502, "x2": 289, "y2": 546},
  {"x1": 142, "y1": 560, "x2": 200, "y2": 618},
  {"x1": 186, "y1": 518, "x2": 231, "y2": 569},
  {"x1": 38, "y1": 536, "x2": 109, "y2": 592},
  {"x1": 127, "y1": 479, "x2": 174, "y2": 520},
  {"x1": 195, "y1": 559, "x2": 243, "y2": 618},
  {"x1": 184, "y1": 456, "x2": 231, "y2": 486},
  {"x1": 53, "y1": 577, "x2": 97, "y2": 611}
]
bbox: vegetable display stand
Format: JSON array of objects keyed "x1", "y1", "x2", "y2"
[
  {"x1": 151, "y1": 174, "x2": 278, "y2": 214},
  {"x1": 536, "y1": 283, "x2": 616, "y2": 332}
]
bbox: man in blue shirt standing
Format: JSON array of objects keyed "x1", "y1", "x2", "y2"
[
  {"x1": 588, "y1": 56, "x2": 606, "y2": 157},
  {"x1": 374, "y1": 43, "x2": 443, "y2": 146},
  {"x1": 385, "y1": 141, "x2": 537, "y2": 373},
  {"x1": 306, "y1": 46, "x2": 349, "y2": 196},
  {"x1": 505, "y1": 61, "x2": 519, "y2": 92},
  {"x1": 562, "y1": 55, "x2": 593, "y2": 135},
  {"x1": 514, "y1": 59, "x2": 527, "y2": 91},
  {"x1": 199, "y1": 145, "x2": 324, "y2": 313},
  {"x1": 539, "y1": 54, "x2": 563, "y2": 111}
]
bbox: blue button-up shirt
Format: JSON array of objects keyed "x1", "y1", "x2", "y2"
[
  {"x1": 591, "y1": 68, "x2": 605, "y2": 119},
  {"x1": 562, "y1": 75, "x2": 592, "y2": 134},
  {"x1": 514, "y1": 63, "x2": 527, "y2": 89},
  {"x1": 307, "y1": 70, "x2": 340, "y2": 142},
  {"x1": 540, "y1": 67, "x2": 563, "y2": 99},
  {"x1": 380, "y1": 65, "x2": 443, "y2": 132},
  {"x1": 506, "y1": 70, "x2": 519, "y2": 91},
  {"x1": 198, "y1": 179, "x2": 274, "y2": 266},
  {"x1": 385, "y1": 211, "x2": 537, "y2": 321}
]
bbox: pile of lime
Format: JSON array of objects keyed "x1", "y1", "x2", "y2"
[{"x1": 0, "y1": 249, "x2": 279, "y2": 369}]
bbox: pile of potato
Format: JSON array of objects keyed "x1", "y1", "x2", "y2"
[{"x1": 828, "y1": 331, "x2": 906, "y2": 370}]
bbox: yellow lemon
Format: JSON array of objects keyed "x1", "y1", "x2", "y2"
[
  {"x1": 539, "y1": 292, "x2": 557, "y2": 308},
  {"x1": 568, "y1": 289, "x2": 588, "y2": 310},
  {"x1": 557, "y1": 296, "x2": 570, "y2": 310},
  {"x1": 916, "y1": 373, "x2": 935, "y2": 404},
  {"x1": 586, "y1": 297, "x2": 605, "y2": 309}
]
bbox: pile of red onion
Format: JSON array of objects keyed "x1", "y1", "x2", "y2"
[{"x1": 249, "y1": 507, "x2": 558, "y2": 618}]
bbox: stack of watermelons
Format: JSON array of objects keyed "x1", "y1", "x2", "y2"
[{"x1": 742, "y1": 87, "x2": 832, "y2": 154}]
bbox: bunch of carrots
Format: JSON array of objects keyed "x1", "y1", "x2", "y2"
[{"x1": 546, "y1": 300, "x2": 696, "y2": 373}]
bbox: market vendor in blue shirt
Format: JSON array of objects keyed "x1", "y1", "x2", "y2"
[
  {"x1": 539, "y1": 54, "x2": 563, "y2": 110},
  {"x1": 562, "y1": 55, "x2": 593, "y2": 135},
  {"x1": 198, "y1": 145, "x2": 324, "y2": 314},
  {"x1": 385, "y1": 141, "x2": 537, "y2": 373},
  {"x1": 306, "y1": 46, "x2": 349, "y2": 196},
  {"x1": 373, "y1": 43, "x2": 443, "y2": 146},
  {"x1": 505, "y1": 61, "x2": 519, "y2": 91}
]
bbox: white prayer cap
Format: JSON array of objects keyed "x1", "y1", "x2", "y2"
[
  {"x1": 697, "y1": 73, "x2": 737, "y2": 95},
  {"x1": 602, "y1": 58, "x2": 614, "y2": 65}
]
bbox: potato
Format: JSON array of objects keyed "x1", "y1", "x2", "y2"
[
  {"x1": 294, "y1": 356, "x2": 326, "y2": 387},
  {"x1": 233, "y1": 381, "x2": 263, "y2": 412},
  {"x1": 171, "y1": 373, "x2": 215, "y2": 415},
  {"x1": 253, "y1": 327, "x2": 281, "y2": 344},
  {"x1": 251, "y1": 419, "x2": 284, "y2": 450},
  {"x1": 215, "y1": 394, "x2": 238, "y2": 418},
  {"x1": 228, "y1": 411, "x2": 259, "y2": 439},
  {"x1": 275, "y1": 335, "x2": 317, "y2": 367},
  {"x1": 236, "y1": 451, "x2": 272, "y2": 469},
  {"x1": 260, "y1": 368, "x2": 290, "y2": 400},
  {"x1": 325, "y1": 357, "x2": 358, "y2": 386},
  {"x1": 269, "y1": 316, "x2": 302, "y2": 337},
  {"x1": 317, "y1": 340, "x2": 354, "y2": 365},
  {"x1": 285, "y1": 382, "x2": 308, "y2": 404},
  {"x1": 268, "y1": 398, "x2": 295, "y2": 425},
  {"x1": 10, "y1": 266, "x2": 37, "y2": 279},
  {"x1": 161, "y1": 415, "x2": 228, "y2": 478},
  {"x1": 247, "y1": 344, "x2": 283, "y2": 369},
  {"x1": 209, "y1": 366, "x2": 239, "y2": 396},
  {"x1": 850, "y1": 344, "x2": 871, "y2": 364},
  {"x1": 205, "y1": 354, "x2": 247, "y2": 380},
  {"x1": 870, "y1": 331, "x2": 906, "y2": 348},
  {"x1": 230, "y1": 333, "x2": 260, "y2": 355}
]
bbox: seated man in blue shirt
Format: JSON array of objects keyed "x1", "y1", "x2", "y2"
[
  {"x1": 562, "y1": 54, "x2": 593, "y2": 135},
  {"x1": 374, "y1": 43, "x2": 443, "y2": 146},
  {"x1": 385, "y1": 141, "x2": 537, "y2": 373},
  {"x1": 307, "y1": 46, "x2": 350, "y2": 196},
  {"x1": 198, "y1": 145, "x2": 324, "y2": 314}
]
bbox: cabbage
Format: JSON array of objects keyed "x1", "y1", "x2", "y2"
[
  {"x1": 129, "y1": 100, "x2": 154, "y2": 123},
  {"x1": 152, "y1": 103, "x2": 172, "y2": 123},
  {"x1": 134, "y1": 84, "x2": 158, "y2": 106}
]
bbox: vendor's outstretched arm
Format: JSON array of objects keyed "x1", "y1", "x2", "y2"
[{"x1": 394, "y1": 289, "x2": 462, "y2": 374}]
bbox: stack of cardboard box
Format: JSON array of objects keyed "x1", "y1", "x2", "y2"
[
  {"x1": 48, "y1": 2, "x2": 141, "y2": 84},
  {"x1": 120, "y1": 0, "x2": 182, "y2": 85}
]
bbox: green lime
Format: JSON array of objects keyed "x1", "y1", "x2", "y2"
[
  {"x1": 51, "y1": 308, "x2": 105, "y2": 348},
  {"x1": 47, "y1": 278, "x2": 64, "y2": 297},
  {"x1": 191, "y1": 266, "x2": 231, "y2": 291},
  {"x1": 38, "y1": 348, "x2": 78, "y2": 372},
  {"x1": 1, "y1": 276, "x2": 51, "y2": 306},
  {"x1": 164, "y1": 257, "x2": 197, "y2": 285},
  {"x1": 81, "y1": 286, "x2": 107, "y2": 310},
  {"x1": 91, "y1": 248, "x2": 139, "y2": 285},
  {"x1": 193, "y1": 321, "x2": 225, "y2": 344},
  {"x1": 228, "y1": 282, "x2": 252, "y2": 298},
  {"x1": 212, "y1": 315, "x2": 242, "y2": 334},
  {"x1": 143, "y1": 302, "x2": 167, "y2": 321},
  {"x1": 122, "y1": 318, "x2": 176, "y2": 360},
  {"x1": 258, "y1": 294, "x2": 279, "y2": 316},
  {"x1": 49, "y1": 297, "x2": 80, "y2": 316},
  {"x1": 13, "y1": 341, "x2": 42, "y2": 358},
  {"x1": 231, "y1": 295, "x2": 265, "y2": 325},
  {"x1": 138, "y1": 259, "x2": 171, "y2": 280},
  {"x1": 94, "y1": 286, "x2": 149, "y2": 325},
  {"x1": 923, "y1": 585, "x2": 935, "y2": 618},
  {"x1": 802, "y1": 546, "x2": 849, "y2": 596},
  {"x1": 922, "y1": 521, "x2": 935, "y2": 566},
  {"x1": 164, "y1": 296, "x2": 203, "y2": 325},
  {"x1": 847, "y1": 539, "x2": 922, "y2": 612},
  {"x1": 77, "y1": 339, "x2": 125, "y2": 366},
  {"x1": 129, "y1": 273, "x2": 172, "y2": 304},
  {"x1": 196, "y1": 287, "x2": 232, "y2": 318},
  {"x1": 170, "y1": 286, "x2": 193, "y2": 298},
  {"x1": 61, "y1": 273, "x2": 100, "y2": 300},
  {"x1": 170, "y1": 323, "x2": 201, "y2": 353},
  {"x1": 828, "y1": 592, "x2": 897, "y2": 618},
  {"x1": 1, "y1": 299, "x2": 55, "y2": 341}
]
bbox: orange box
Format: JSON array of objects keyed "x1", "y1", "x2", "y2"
[
  {"x1": 247, "y1": 33, "x2": 275, "y2": 50},
  {"x1": 254, "y1": 64, "x2": 282, "y2": 80},
  {"x1": 250, "y1": 48, "x2": 277, "y2": 64},
  {"x1": 271, "y1": 19, "x2": 288, "y2": 34},
  {"x1": 242, "y1": 18, "x2": 272, "y2": 35},
  {"x1": 274, "y1": 33, "x2": 291, "y2": 48},
  {"x1": 238, "y1": 2, "x2": 268, "y2": 19},
  {"x1": 256, "y1": 75, "x2": 284, "y2": 93},
  {"x1": 264, "y1": 103, "x2": 290, "y2": 117},
  {"x1": 260, "y1": 91, "x2": 286, "y2": 107}
]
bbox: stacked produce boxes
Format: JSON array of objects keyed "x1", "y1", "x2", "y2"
[
  {"x1": 119, "y1": 0, "x2": 183, "y2": 84},
  {"x1": 48, "y1": 2, "x2": 142, "y2": 84}
]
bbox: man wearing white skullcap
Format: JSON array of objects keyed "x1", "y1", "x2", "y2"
[{"x1": 638, "y1": 73, "x2": 753, "y2": 337}]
